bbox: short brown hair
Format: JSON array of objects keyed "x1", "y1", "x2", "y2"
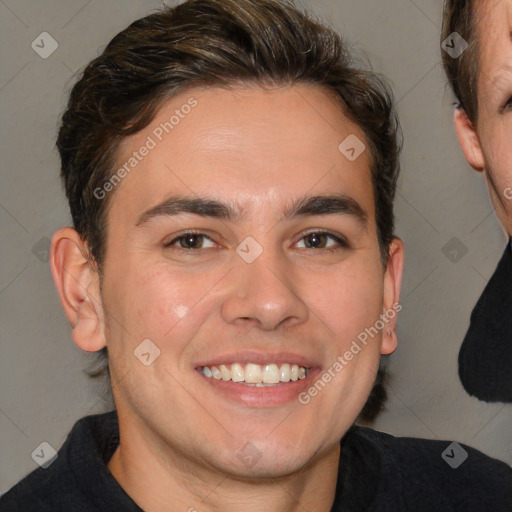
[{"x1": 441, "y1": 0, "x2": 480, "y2": 122}]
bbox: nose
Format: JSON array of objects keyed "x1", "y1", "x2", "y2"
[{"x1": 220, "y1": 245, "x2": 310, "y2": 331}]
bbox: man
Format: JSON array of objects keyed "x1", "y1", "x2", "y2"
[
  {"x1": 442, "y1": 0, "x2": 512, "y2": 402},
  {"x1": 2, "y1": 1, "x2": 511, "y2": 510}
]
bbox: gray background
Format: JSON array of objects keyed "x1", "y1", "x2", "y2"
[{"x1": 1, "y1": 0, "x2": 511, "y2": 493}]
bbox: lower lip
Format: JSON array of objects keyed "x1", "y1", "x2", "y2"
[{"x1": 197, "y1": 369, "x2": 320, "y2": 407}]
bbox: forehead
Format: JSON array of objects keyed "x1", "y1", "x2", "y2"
[
  {"x1": 475, "y1": 0, "x2": 512, "y2": 64},
  {"x1": 110, "y1": 84, "x2": 376, "y2": 225},
  {"x1": 472, "y1": 0, "x2": 512, "y2": 105}
]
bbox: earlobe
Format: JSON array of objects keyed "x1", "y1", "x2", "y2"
[
  {"x1": 453, "y1": 108, "x2": 485, "y2": 172},
  {"x1": 382, "y1": 329, "x2": 398, "y2": 356},
  {"x1": 381, "y1": 237, "x2": 404, "y2": 355},
  {"x1": 50, "y1": 228, "x2": 106, "y2": 352}
]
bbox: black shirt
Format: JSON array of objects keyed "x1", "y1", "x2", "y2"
[
  {"x1": 1, "y1": 410, "x2": 511, "y2": 511},
  {"x1": 458, "y1": 239, "x2": 512, "y2": 402}
]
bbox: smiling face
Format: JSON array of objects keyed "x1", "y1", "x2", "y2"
[
  {"x1": 63, "y1": 84, "x2": 402, "y2": 481},
  {"x1": 454, "y1": 0, "x2": 512, "y2": 235}
]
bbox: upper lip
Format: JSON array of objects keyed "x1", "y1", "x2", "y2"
[{"x1": 194, "y1": 351, "x2": 319, "y2": 369}]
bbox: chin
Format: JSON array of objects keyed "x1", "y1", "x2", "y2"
[
  {"x1": 222, "y1": 452, "x2": 317, "y2": 481},
  {"x1": 216, "y1": 436, "x2": 331, "y2": 481}
]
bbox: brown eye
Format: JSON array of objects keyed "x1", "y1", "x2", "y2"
[
  {"x1": 296, "y1": 231, "x2": 348, "y2": 250},
  {"x1": 164, "y1": 232, "x2": 215, "y2": 250},
  {"x1": 304, "y1": 232, "x2": 329, "y2": 248}
]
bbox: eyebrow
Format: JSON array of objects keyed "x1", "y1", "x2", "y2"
[{"x1": 135, "y1": 193, "x2": 368, "y2": 227}]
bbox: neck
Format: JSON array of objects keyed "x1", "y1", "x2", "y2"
[{"x1": 107, "y1": 419, "x2": 341, "y2": 512}]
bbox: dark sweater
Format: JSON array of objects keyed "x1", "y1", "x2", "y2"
[
  {"x1": 459, "y1": 239, "x2": 512, "y2": 402},
  {"x1": 1, "y1": 410, "x2": 511, "y2": 511}
]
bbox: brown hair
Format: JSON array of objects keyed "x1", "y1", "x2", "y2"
[
  {"x1": 441, "y1": 0, "x2": 480, "y2": 122},
  {"x1": 57, "y1": 0, "x2": 401, "y2": 417}
]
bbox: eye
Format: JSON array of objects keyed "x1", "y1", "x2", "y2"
[
  {"x1": 501, "y1": 96, "x2": 512, "y2": 112},
  {"x1": 295, "y1": 231, "x2": 349, "y2": 250},
  {"x1": 164, "y1": 231, "x2": 216, "y2": 250}
]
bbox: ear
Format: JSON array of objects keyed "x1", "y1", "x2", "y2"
[
  {"x1": 453, "y1": 108, "x2": 485, "y2": 172},
  {"x1": 50, "y1": 227, "x2": 106, "y2": 352},
  {"x1": 381, "y1": 237, "x2": 404, "y2": 355}
]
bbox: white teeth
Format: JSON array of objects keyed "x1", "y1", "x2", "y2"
[
  {"x1": 279, "y1": 363, "x2": 291, "y2": 382},
  {"x1": 245, "y1": 363, "x2": 262, "y2": 383},
  {"x1": 201, "y1": 363, "x2": 309, "y2": 384},
  {"x1": 219, "y1": 364, "x2": 231, "y2": 381},
  {"x1": 263, "y1": 364, "x2": 280, "y2": 384},
  {"x1": 231, "y1": 363, "x2": 244, "y2": 382}
]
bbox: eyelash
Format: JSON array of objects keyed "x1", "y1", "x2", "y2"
[{"x1": 163, "y1": 229, "x2": 350, "y2": 251}]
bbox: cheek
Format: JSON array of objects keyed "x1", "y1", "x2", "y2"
[
  {"x1": 480, "y1": 119, "x2": 512, "y2": 179},
  {"x1": 484, "y1": 135, "x2": 512, "y2": 208},
  {"x1": 474, "y1": 118, "x2": 512, "y2": 214},
  {"x1": 140, "y1": 271, "x2": 211, "y2": 334},
  {"x1": 304, "y1": 259, "x2": 384, "y2": 342},
  {"x1": 103, "y1": 261, "x2": 212, "y2": 345},
  {"x1": 491, "y1": 142, "x2": 512, "y2": 186}
]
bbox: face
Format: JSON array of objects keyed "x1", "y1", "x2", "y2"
[
  {"x1": 82, "y1": 85, "x2": 401, "y2": 479},
  {"x1": 467, "y1": 0, "x2": 512, "y2": 234}
]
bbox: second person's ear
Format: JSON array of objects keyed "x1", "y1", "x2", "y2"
[{"x1": 453, "y1": 108, "x2": 485, "y2": 172}]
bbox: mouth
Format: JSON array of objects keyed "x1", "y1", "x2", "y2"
[{"x1": 194, "y1": 354, "x2": 319, "y2": 407}]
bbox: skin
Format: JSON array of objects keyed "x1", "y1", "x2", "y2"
[
  {"x1": 50, "y1": 84, "x2": 403, "y2": 512},
  {"x1": 453, "y1": 0, "x2": 512, "y2": 236}
]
